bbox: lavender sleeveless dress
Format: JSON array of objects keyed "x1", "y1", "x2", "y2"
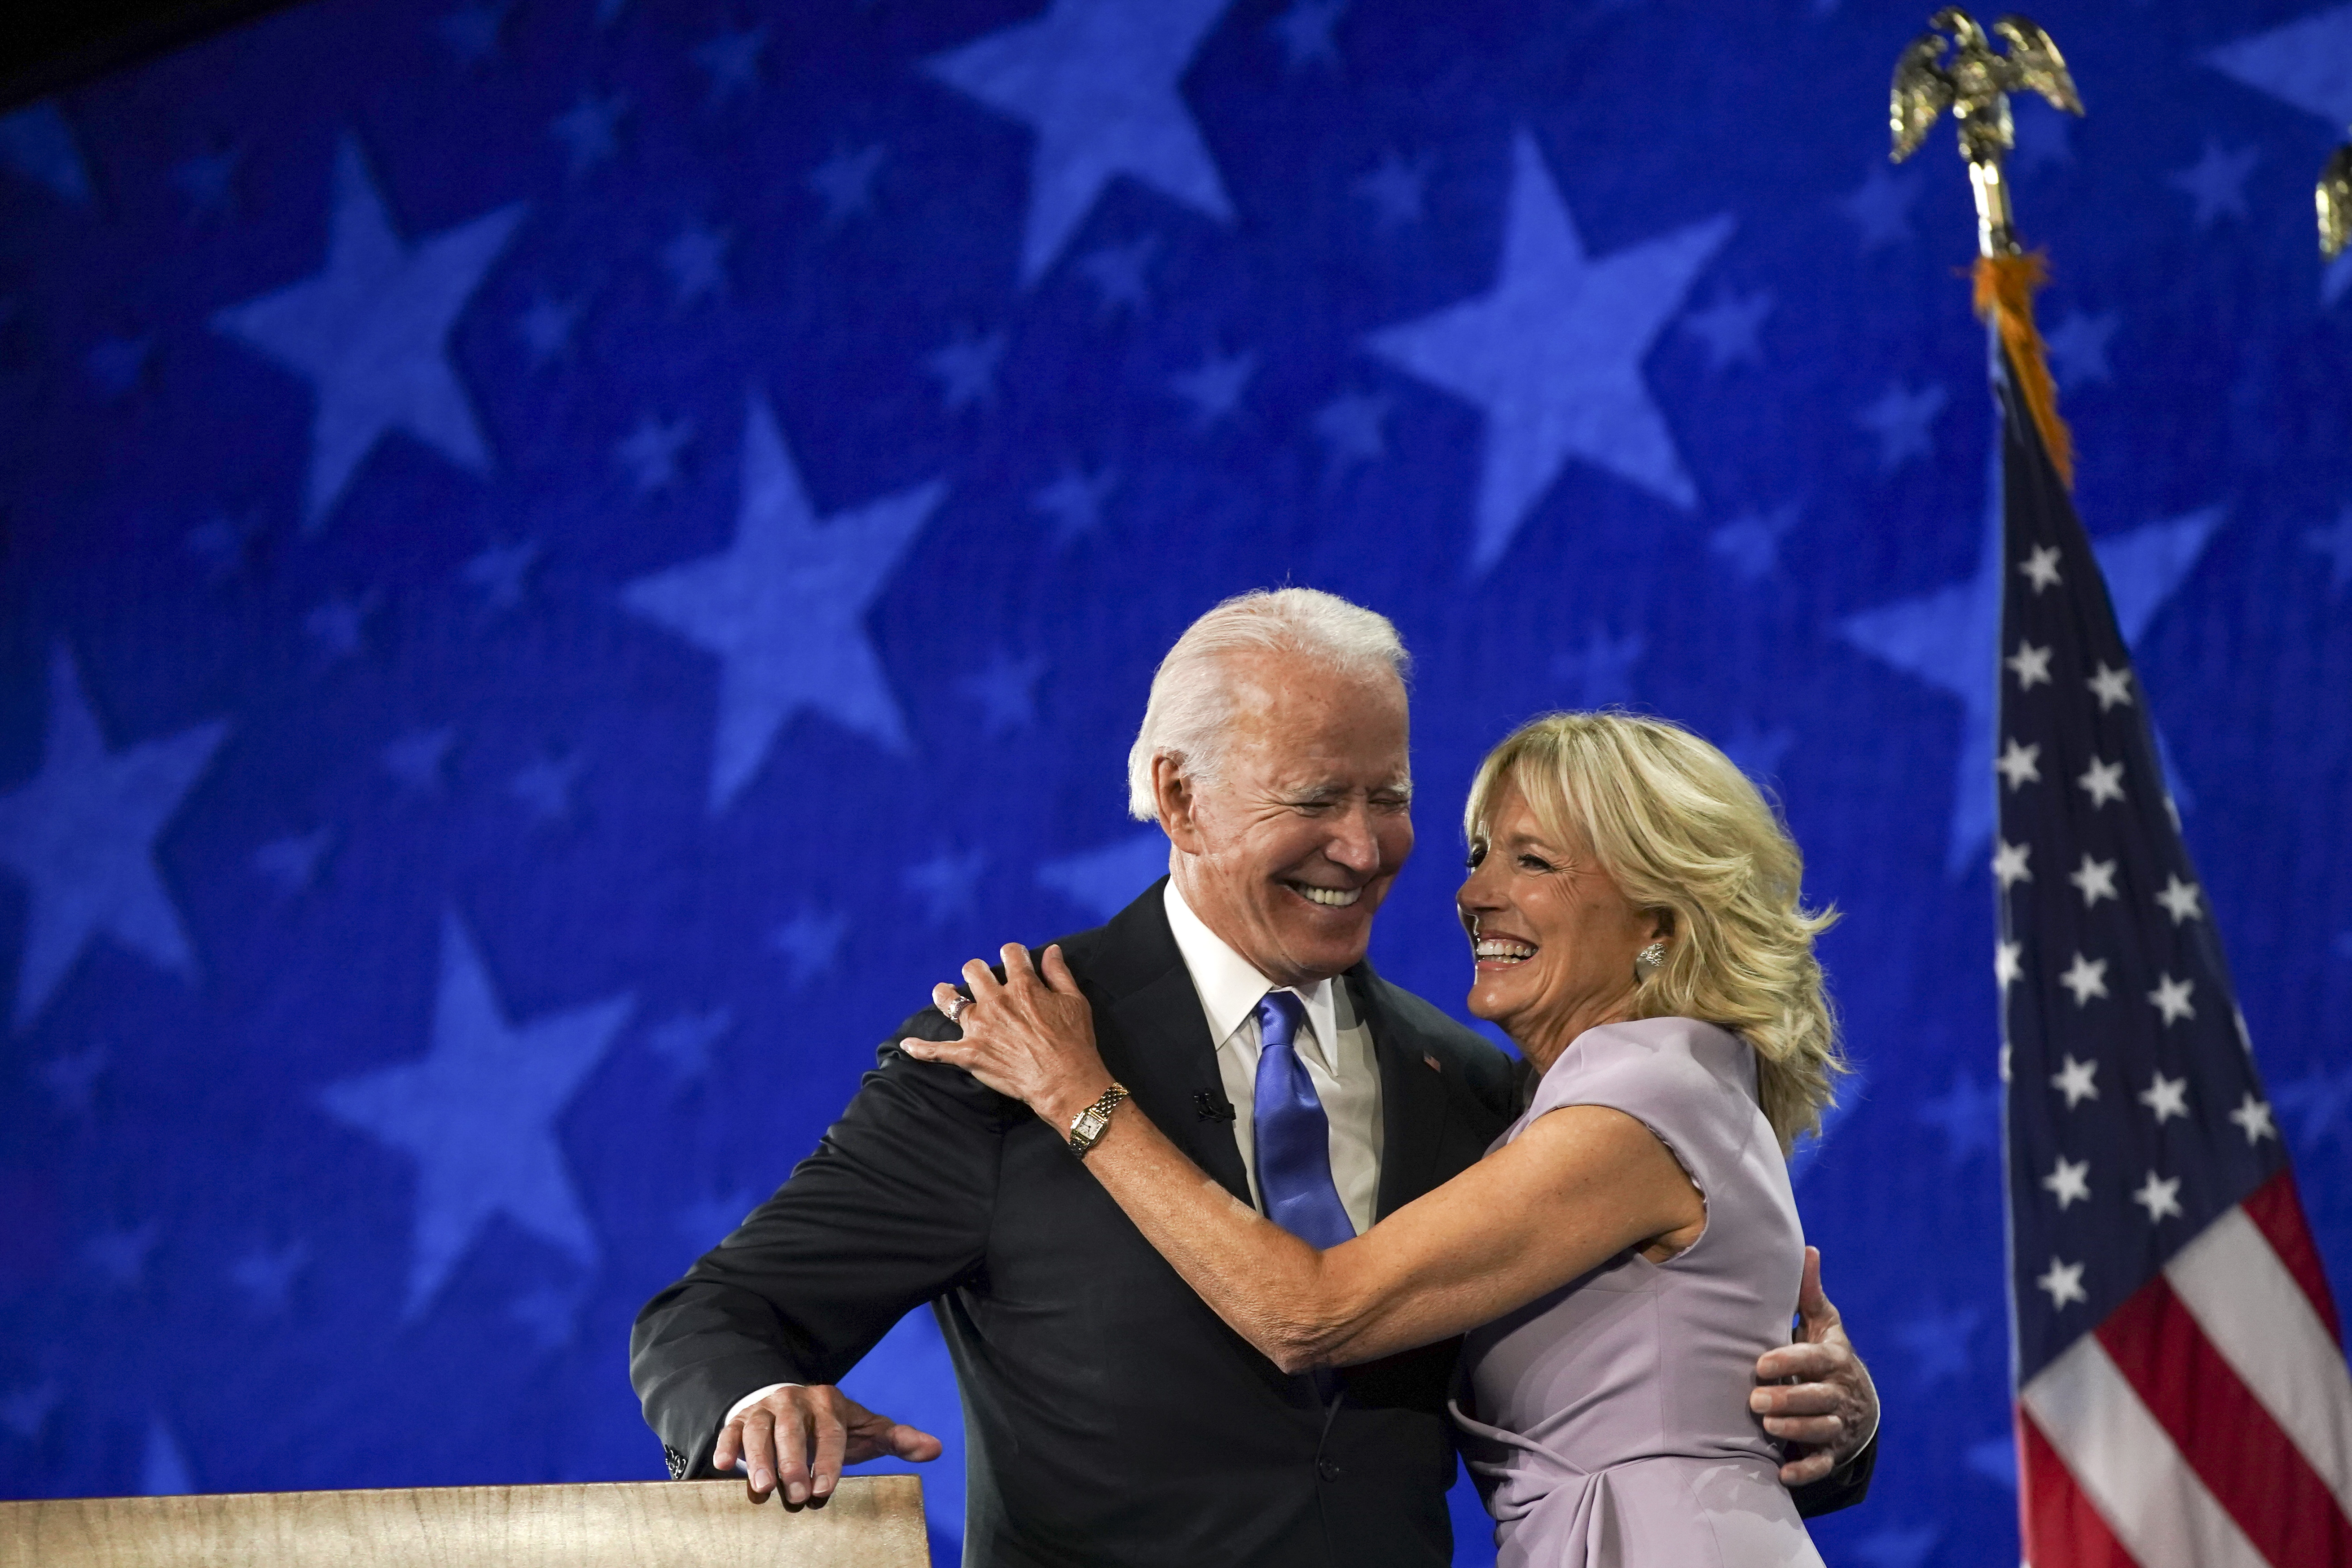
[{"x1": 1450, "y1": 1018, "x2": 1826, "y2": 1568}]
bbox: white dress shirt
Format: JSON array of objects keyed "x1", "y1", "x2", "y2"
[{"x1": 1162, "y1": 880, "x2": 1385, "y2": 1235}]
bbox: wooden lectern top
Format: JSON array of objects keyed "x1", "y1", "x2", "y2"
[{"x1": 0, "y1": 1474, "x2": 928, "y2": 1568}]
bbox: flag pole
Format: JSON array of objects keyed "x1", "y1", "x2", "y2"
[{"x1": 1888, "y1": 9, "x2": 2084, "y2": 483}]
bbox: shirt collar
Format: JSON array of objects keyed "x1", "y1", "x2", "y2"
[{"x1": 1163, "y1": 879, "x2": 1338, "y2": 1062}]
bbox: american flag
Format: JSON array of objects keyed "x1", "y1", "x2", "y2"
[{"x1": 1993, "y1": 323, "x2": 2352, "y2": 1567}]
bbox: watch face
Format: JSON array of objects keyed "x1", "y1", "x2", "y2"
[{"x1": 1074, "y1": 1109, "x2": 1105, "y2": 1142}]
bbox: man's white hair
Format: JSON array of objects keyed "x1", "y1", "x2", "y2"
[{"x1": 1126, "y1": 588, "x2": 1409, "y2": 821}]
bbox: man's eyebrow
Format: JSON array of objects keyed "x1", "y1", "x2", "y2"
[{"x1": 1284, "y1": 779, "x2": 1414, "y2": 800}]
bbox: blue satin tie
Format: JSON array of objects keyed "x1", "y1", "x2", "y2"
[{"x1": 1251, "y1": 990, "x2": 1355, "y2": 1249}]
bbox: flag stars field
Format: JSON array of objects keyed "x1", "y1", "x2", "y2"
[
  {"x1": 2075, "y1": 756, "x2": 2126, "y2": 808},
  {"x1": 2006, "y1": 641, "x2": 2053, "y2": 690},
  {"x1": 2059, "y1": 953, "x2": 2110, "y2": 1007},
  {"x1": 2086, "y1": 663, "x2": 2133, "y2": 710},
  {"x1": 2019, "y1": 543, "x2": 2062, "y2": 592},
  {"x1": 2155, "y1": 875, "x2": 2202, "y2": 923},
  {"x1": 2131, "y1": 1171, "x2": 2184, "y2": 1222},
  {"x1": 2069, "y1": 853, "x2": 2119, "y2": 907},
  {"x1": 2139, "y1": 1072, "x2": 2189, "y2": 1123},
  {"x1": 1993, "y1": 839, "x2": 2032, "y2": 888},
  {"x1": 2043, "y1": 1155, "x2": 2092, "y2": 1209},
  {"x1": 1997, "y1": 738, "x2": 2042, "y2": 790},
  {"x1": 2147, "y1": 973, "x2": 2196, "y2": 1026},
  {"x1": 2037, "y1": 1257, "x2": 2088, "y2": 1310},
  {"x1": 2229, "y1": 1094, "x2": 2276, "y2": 1144},
  {"x1": 2052, "y1": 1054, "x2": 2101, "y2": 1105}
]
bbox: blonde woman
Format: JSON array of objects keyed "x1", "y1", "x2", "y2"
[{"x1": 907, "y1": 712, "x2": 1851, "y2": 1567}]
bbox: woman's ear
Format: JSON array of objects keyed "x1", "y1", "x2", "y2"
[{"x1": 1645, "y1": 907, "x2": 1677, "y2": 943}]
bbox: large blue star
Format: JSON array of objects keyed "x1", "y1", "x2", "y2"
[
  {"x1": 924, "y1": 0, "x2": 1234, "y2": 285},
  {"x1": 1038, "y1": 831, "x2": 1170, "y2": 922},
  {"x1": 1366, "y1": 132, "x2": 1731, "y2": 578},
  {"x1": 320, "y1": 911, "x2": 631, "y2": 1317},
  {"x1": 1841, "y1": 494, "x2": 2222, "y2": 874},
  {"x1": 0, "y1": 648, "x2": 227, "y2": 1030},
  {"x1": 2208, "y1": 6, "x2": 2352, "y2": 128},
  {"x1": 621, "y1": 395, "x2": 944, "y2": 811},
  {"x1": 212, "y1": 137, "x2": 523, "y2": 531}
]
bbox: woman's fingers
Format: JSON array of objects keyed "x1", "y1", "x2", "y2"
[
  {"x1": 900, "y1": 1036, "x2": 970, "y2": 1067},
  {"x1": 961, "y1": 955, "x2": 1004, "y2": 1001},
  {"x1": 1001, "y1": 942, "x2": 1038, "y2": 989},
  {"x1": 930, "y1": 981, "x2": 963, "y2": 1017},
  {"x1": 1041, "y1": 943, "x2": 1077, "y2": 993}
]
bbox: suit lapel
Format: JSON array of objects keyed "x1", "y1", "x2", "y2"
[
  {"x1": 1352, "y1": 966, "x2": 1450, "y2": 1223},
  {"x1": 1108, "y1": 970, "x2": 1252, "y2": 1207},
  {"x1": 1086, "y1": 883, "x2": 1253, "y2": 1208}
]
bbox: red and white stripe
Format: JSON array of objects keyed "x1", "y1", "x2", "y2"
[{"x1": 2018, "y1": 1169, "x2": 2352, "y2": 1568}]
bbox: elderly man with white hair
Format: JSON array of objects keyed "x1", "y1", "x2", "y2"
[{"x1": 630, "y1": 589, "x2": 1878, "y2": 1567}]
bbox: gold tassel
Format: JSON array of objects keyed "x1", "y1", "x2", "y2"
[{"x1": 1972, "y1": 252, "x2": 2075, "y2": 488}]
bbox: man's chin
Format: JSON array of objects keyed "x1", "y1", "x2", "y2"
[{"x1": 1272, "y1": 921, "x2": 1374, "y2": 979}]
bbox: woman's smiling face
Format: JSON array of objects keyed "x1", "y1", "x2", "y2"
[{"x1": 1456, "y1": 780, "x2": 1661, "y2": 1071}]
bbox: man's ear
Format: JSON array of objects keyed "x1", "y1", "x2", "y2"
[{"x1": 1154, "y1": 755, "x2": 1209, "y2": 856}]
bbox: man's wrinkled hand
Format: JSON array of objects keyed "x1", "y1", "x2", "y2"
[
  {"x1": 1750, "y1": 1246, "x2": 1880, "y2": 1486},
  {"x1": 711, "y1": 1384, "x2": 943, "y2": 1506}
]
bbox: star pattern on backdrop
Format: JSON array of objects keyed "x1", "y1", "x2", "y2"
[
  {"x1": 956, "y1": 652, "x2": 1048, "y2": 736},
  {"x1": 2042, "y1": 312, "x2": 2116, "y2": 387},
  {"x1": 550, "y1": 90, "x2": 625, "y2": 180},
  {"x1": 1038, "y1": 832, "x2": 1171, "y2": 922},
  {"x1": 9, "y1": 0, "x2": 2352, "y2": 1543},
  {"x1": 1918, "y1": 1068, "x2": 2003, "y2": 1163},
  {"x1": 1680, "y1": 287, "x2": 1772, "y2": 370},
  {"x1": 1841, "y1": 504, "x2": 2221, "y2": 873},
  {"x1": 1366, "y1": 131, "x2": 1731, "y2": 576},
  {"x1": 924, "y1": 0, "x2": 1235, "y2": 285},
  {"x1": 211, "y1": 137, "x2": 523, "y2": 531},
  {"x1": 927, "y1": 328, "x2": 1008, "y2": 411},
  {"x1": 2207, "y1": 6, "x2": 2352, "y2": 129},
  {"x1": 1855, "y1": 382, "x2": 1948, "y2": 472},
  {"x1": 2305, "y1": 506, "x2": 2352, "y2": 591},
  {"x1": 808, "y1": 143, "x2": 887, "y2": 227},
  {"x1": 2167, "y1": 141, "x2": 2258, "y2": 228},
  {"x1": 1709, "y1": 501, "x2": 1800, "y2": 582},
  {"x1": 320, "y1": 911, "x2": 632, "y2": 1316},
  {"x1": 770, "y1": 908, "x2": 849, "y2": 986},
  {"x1": 1168, "y1": 347, "x2": 1257, "y2": 429},
  {"x1": 1840, "y1": 163, "x2": 1921, "y2": 250},
  {"x1": 0, "y1": 648, "x2": 229, "y2": 1029},
  {"x1": 622, "y1": 395, "x2": 945, "y2": 810}
]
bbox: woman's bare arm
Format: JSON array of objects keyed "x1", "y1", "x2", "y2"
[{"x1": 902, "y1": 943, "x2": 1702, "y2": 1372}]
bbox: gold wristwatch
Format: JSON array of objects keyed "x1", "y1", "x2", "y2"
[{"x1": 1067, "y1": 1082, "x2": 1130, "y2": 1158}]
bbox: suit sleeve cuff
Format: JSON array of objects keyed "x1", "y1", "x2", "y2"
[{"x1": 721, "y1": 1382, "x2": 799, "y2": 1436}]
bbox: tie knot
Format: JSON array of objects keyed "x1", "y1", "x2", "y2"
[{"x1": 1255, "y1": 989, "x2": 1307, "y2": 1051}]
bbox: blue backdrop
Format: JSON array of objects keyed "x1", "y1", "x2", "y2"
[{"x1": 3, "y1": 2, "x2": 2350, "y2": 1564}]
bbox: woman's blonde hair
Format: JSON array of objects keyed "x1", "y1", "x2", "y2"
[{"x1": 1463, "y1": 710, "x2": 1846, "y2": 1155}]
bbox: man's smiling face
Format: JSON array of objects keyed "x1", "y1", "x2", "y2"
[{"x1": 1161, "y1": 650, "x2": 1413, "y2": 989}]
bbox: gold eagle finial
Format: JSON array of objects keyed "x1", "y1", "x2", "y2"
[{"x1": 1889, "y1": 10, "x2": 2083, "y2": 255}]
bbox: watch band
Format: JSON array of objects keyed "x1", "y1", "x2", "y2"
[{"x1": 1067, "y1": 1082, "x2": 1130, "y2": 1158}]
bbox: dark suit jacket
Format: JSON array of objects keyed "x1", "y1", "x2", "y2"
[{"x1": 630, "y1": 880, "x2": 1872, "y2": 1565}]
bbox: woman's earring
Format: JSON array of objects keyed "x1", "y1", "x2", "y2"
[{"x1": 1634, "y1": 941, "x2": 1667, "y2": 981}]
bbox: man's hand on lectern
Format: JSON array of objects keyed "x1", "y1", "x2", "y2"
[{"x1": 715, "y1": 1384, "x2": 944, "y2": 1506}]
